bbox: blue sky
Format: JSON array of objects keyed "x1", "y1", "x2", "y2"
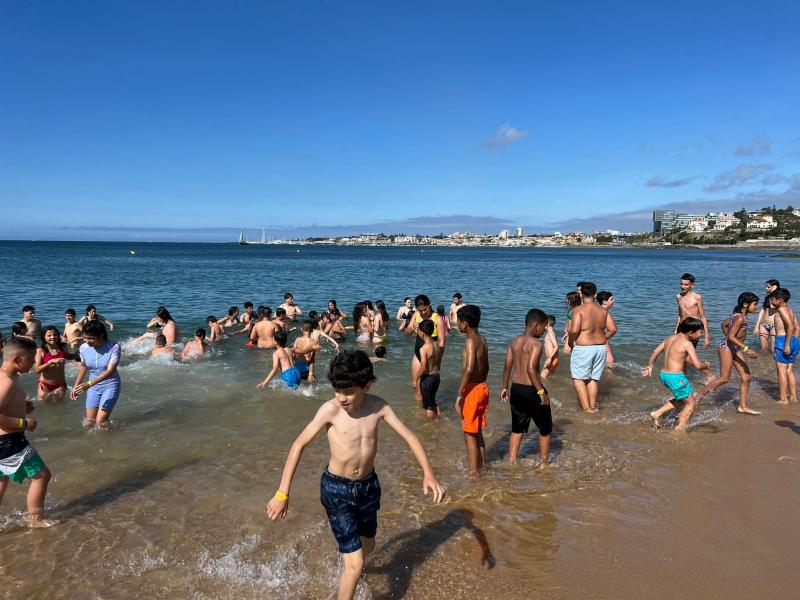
[{"x1": 2, "y1": 1, "x2": 799, "y2": 240}]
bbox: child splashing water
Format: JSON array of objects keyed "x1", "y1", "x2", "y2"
[{"x1": 698, "y1": 292, "x2": 761, "y2": 415}]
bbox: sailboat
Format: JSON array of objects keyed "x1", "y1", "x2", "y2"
[{"x1": 238, "y1": 229, "x2": 247, "y2": 245}]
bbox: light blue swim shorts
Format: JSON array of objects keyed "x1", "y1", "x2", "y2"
[
  {"x1": 570, "y1": 344, "x2": 608, "y2": 381},
  {"x1": 659, "y1": 371, "x2": 692, "y2": 401}
]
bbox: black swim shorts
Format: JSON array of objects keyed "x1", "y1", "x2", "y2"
[
  {"x1": 320, "y1": 468, "x2": 381, "y2": 553},
  {"x1": 420, "y1": 372, "x2": 441, "y2": 411},
  {"x1": 510, "y1": 383, "x2": 553, "y2": 436}
]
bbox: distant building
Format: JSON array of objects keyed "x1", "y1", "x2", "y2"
[
  {"x1": 653, "y1": 210, "x2": 676, "y2": 234},
  {"x1": 499, "y1": 229, "x2": 510, "y2": 239},
  {"x1": 515, "y1": 226, "x2": 524, "y2": 237}
]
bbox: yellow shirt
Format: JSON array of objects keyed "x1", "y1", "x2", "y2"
[{"x1": 413, "y1": 312, "x2": 441, "y2": 338}]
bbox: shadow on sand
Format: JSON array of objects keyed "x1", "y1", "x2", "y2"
[
  {"x1": 367, "y1": 509, "x2": 494, "y2": 600},
  {"x1": 775, "y1": 420, "x2": 800, "y2": 435}
]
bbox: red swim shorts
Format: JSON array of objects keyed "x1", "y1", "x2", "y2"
[{"x1": 461, "y1": 382, "x2": 489, "y2": 433}]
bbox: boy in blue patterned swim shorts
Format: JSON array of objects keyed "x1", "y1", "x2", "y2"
[
  {"x1": 642, "y1": 317, "x2": 713, "y2": 431},
  {"x1": 265, "y1": 350, "x2": 445, "y2": 600}
]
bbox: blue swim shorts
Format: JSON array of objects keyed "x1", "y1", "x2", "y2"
[
  {"x1": 774, "y1": 336, "x2": 800, "y2": 365},
  {"x1": 295, "y1": 361, "x2": 310, "y2": 379},
  {"x1": 281, "y1": 367, "x2": 301, "y2": 389},
  {"x1": 570, "y1": 344, "x2": 608, "y2": 381},
  {"x1": 659, "y1": 371, "x2": 692, "y2": 401},
  {"x1": 320, "y1": 468, "x2": 381, "y2": 553},
  {"x1": 86, "y1": 380, "x2": 121, "y2": 411}
]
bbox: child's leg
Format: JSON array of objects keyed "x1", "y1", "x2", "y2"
[
  {"x1": 675, "y1": 394, "x2": 697, "y2": 431},
  {"x1": 572, "y1": 379, "x2": 591, "y2": 411},
  {"x1": 463, "y1": 432, "x2": 481, "y2": 475},
  {"x1": 697, "y1": 348, "x2": 732, "y2": 397},
  {"x1": 410, "y1": 357, "x2": 422, "y2": 404},
  {"x1": 758, "y1": 325, "x2": 768, "y2": 351},
  {"x1": 338, "y1": 548, "x2": 365, "y2": 600},
  {"x1": 0, "y1": 476, "x2": 8, "y2": 507},
  {"x1": 95, "y1": 409, "x2": 112, "y2": 429},
  {"x1": 650, "y1": 400, "x2": 676, "y2": 426},
  {"x1": 37, "y1": 382, "x2": 46, "y2": 401},
  {"x1": 26, "y1": 468, "x2": 57, "y2": 527},
  {"x1": 477, "y1": 430, "x2": 486, "y2": 469},
  {"x1": 538, "y1": 434, "x2": 551, "y2": 464},
  {"x1": 605, "y1": 343, "x2": 615, "y2": 367},
  {"x1": 731, "y1": 358, "x2": 757, "y2": 414},
  {"x1": 85, "y1": 407, "x2": 99, "y2": 427},
  {"x1": 508, "y1": 432, "x2": 524, "y2": 462},
  {"x1": 587, "y1": 380, "x2": 600, "y2": 411},
  {"x1": 776, "y1": 363, "x2": 789, "y2": 403},
  {"x1": 788, "y1": 364, "x2": 797, "y2": 402}
]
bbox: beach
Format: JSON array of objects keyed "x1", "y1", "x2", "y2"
[{"x1": 1, "y1": 242, "x2": 799, "y2": 599}]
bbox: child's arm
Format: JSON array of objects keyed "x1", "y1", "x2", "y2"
[
  {"x1": 641, "y1": 340, "x2": 665, "y2": 376},
  {"x1": 266, "y1": 403, "x2": 335, "y2": 520},
  {"x1": 726, "y1": 315, "x2": 757, "y2": 358},
  {"x1": 526, "y1": 341, "x2": 549, "y2": 405},
  {"x1": 317, "y1": 331, "x2": 339, "y2": 349},
  {"x1": 0, "y1": 378, "x2": 37, "y2": 431},
  {"x1": 675, "y1": 295, "x2": 682, "y2": 330},
  {"x1": 99, "y1": 315, "x2": 114, "y2": 331},
  {"x1": 778, "y1": 307, "x2": 794, "y2": 355},
  {"x1": 249, "y1": 324, "x2": 258, "y2": 342},
  {"x1": 145, "y1": 316, "x2": 161, "y2": 329},
  {"x1": 696, "y1": 294, "x2": 711, "y2": 347},
  {"x1": 567, "y1": 310, "x2": 582, "y2": 347},
  {"x1": 605, "y1": 312, "x2": 618, "y2": 340},
  {"x1": 381, "y1": 404, "x2": 445, "y2": 502},
  {"x1": 685, "y1": 343, "x2": 711, "y2": 372},
  {"x1": 181, "y1": 343, "x2": 191, "y2": 358},
  {"x1": 500, "y1": 344, "x2": 513, "y2": 402},
  {"x1": 257, "y1": 353, "x2": 281, "y2": 388},
  {"x1": 413, "y1": 348, "x2": 429, "y2": 389},
  {"x1": 34, "y1": 349, "x2": 49, "y2": 374}
]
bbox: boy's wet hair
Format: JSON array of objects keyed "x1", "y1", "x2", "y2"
[
  {"x1": 258, "y1": 306, "x2": 272, "y2": 319},
  {"x1": 525, "y1": 308, "x2": 547, "y2": 327},
  {"x1": 284, "y1": 293, "x2": 293, "y2": 300},
  {"x1": 83, "y1": 320, "x2": 108, "y2": 340},
  {"x1": 244, "y1": 301, "x2": 254, "y2": 309},
  {"x1": 275, "y1": 308, "x2": 287, "y2": 318},
  {"x1": 22, "y1": 305, "x2": 35, "y2": 313},
  {"x1": 566, "y1": 291, "x2": 581, "y2": 308},
  {"x1": 65, "y1": 308, "x2": 76, "y2": 317},
  {"x1": 596, "y1": 291, "x2": 613, "y2": 305},
  {"x1": 11, "y1": 321, "x2": 28, "y2": 336},
  {"x1": 301, "y1": 320, "x2": 313, "y2": 333},
  {"x1": 155, "y1": 334, "x2": 167, "y2": 346},
  {"x1": 770, "y1": 288, "x2": 791, "y2": 302},
  {"x1": 207, "y1": 315, "x2": 217, "y2": 323},
  {"x1": 458, "y1": 304, "x2": 481, "y2": 328},
  {"x1": 419, "y1": 319, "x2": 435, "y2": 337},
  {"x1": 3, "y1": 337, "x2": 36, "y2": 360},
  {"x1": 274, "y1": 330, "x2": 288, "y2": 347},
  {"x1": 375, "y1": 345, "x2": 386, "y2": 358},
  {"x1": 681, "y1": 273, "x2": 695, "y2": 283},
  {"x1": 328, "y1": 350, "x2": 376, "y2": 389},
  {"x1": 228, "y1": 306, "x2": 238, "y2": 316},
  {"x1": 453, "y1": 292, "x2": 462, "y2": 300},
  {"x1": 677, "y1": 317, "x2": 704, "y2": 333},
  {"x1": 86, "y1": 304, "x2": 97, "y2": 314},
  {"x1": 580, "y1": 282, "x2": 597, "y2": 297},
  {"x1": 547, "y1": 314, "x2": 556, "y2": 325},
  {"x1": 414, "y1": 294, "x2": 431, "y2": 308},
  {"x1": 195, "y1": 328, "x2": 206, "y2": 339},
  {"x1": 734, "y1": 292, "x2": 759, "y2": 314},
  {"x1": 40, "y1": 326, "x2": 63, "y2": 350}
]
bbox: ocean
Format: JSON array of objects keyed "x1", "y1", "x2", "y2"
[{"x1": 1, "y1": 241, "x2": 799, "y2": 599}]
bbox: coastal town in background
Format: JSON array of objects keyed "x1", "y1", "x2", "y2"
[{"x1": 239, "y1": 205, "x2": 800, "y2": 248}]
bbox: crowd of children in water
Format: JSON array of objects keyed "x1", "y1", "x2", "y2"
[{"x1": 1, "y1": 275, "x2": 797, "y2": 599}]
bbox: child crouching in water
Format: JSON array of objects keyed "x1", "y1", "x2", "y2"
[
  {"x1": 642, "y1": 317, "x2": 713, "y2": 431},
  {"x1": 265, "y1": 350, "x2": 444, "y2": 600}
]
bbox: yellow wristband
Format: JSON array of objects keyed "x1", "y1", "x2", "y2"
[
  {"x1": 18, "y1": 418, "x2": 25, "y2": 430},
  {"x1": 742, "y1": 345, "x2": 749, "y2": 353},
  {"x1": 537, "y1": 388, "x2": 546, "y2": 396},
  {"x1": 274, "y1": 490, "x2": 288, "y2": 502},
  {"x1": 87, "y1": 380, "x2": 93, "y2": 387}
]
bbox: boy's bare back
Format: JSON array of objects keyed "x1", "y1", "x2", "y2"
[
  {"x1": 662, "y1": 334, "x2": 698, "y2": 372},
  {"x1": 0, "y1": 372, "x2": 27, "y2": 435},
  {"x1": 463, "y1": 334, "x2": 489, "y2": 383},
  {"x1": 508, "y1": 335, "x2": 542, "y2": 385},
  {"x1": 775, "y1": 305, "x2": 799, "y2": 336},
  {"x1": 571, "y1": 303, "x2": 608, "y2": 345}
]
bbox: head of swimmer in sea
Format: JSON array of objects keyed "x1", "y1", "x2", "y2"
[
  {"x1": 228, "y1": 306, "x2": 239, "y2": 317},
  {"x1": 566, "y1": 291, "x2": 581, "y2": 309},
  {"x1": 195, "y1": 328, "x2": 206, "y2": 341},
  {"x1": 275, "y1": 308, "x2": 287, "y2": 321},
  {"x1": 769, "y1": 288, "x2": 791, "y2": 309},
  {"x1": 273, "y1": 330, "x2": 288, "y2": 348},
  {"x1": 156, "y1": 306, "x2": 174, "y2": 325},
  {"x1": 300, "y1": 320, "x2": 314, "y2": 336},
  {"x1": 82, "y1": 321, "x2": 108, "y2": 348},
  {"x1": 547, "y1": 314, "x2": 556, "y2": 329},
  {"x1": 575, "y1": 282, "x2": 586, "y2": 297},
  {"x1": 327, "y1": 300, "x2": 338, "y2": 312},
  {"x1": 457, "y1": 304, "x2": 481, "y2": 334},
  {"x1": 22, "y1": 305, "x2": 35, "y2": 320},
  {"x1": 414, "y1": 295, "x2": 433, "y2": 318},
  {"x1": 243, "y1": 301, "x2": 254, "y2": 312},
  {"x1": 284, "y1": 293, "x2": 295, "y2": 306},
  {"x1": 596, "y1": 291, "x2": 614, "y2": 309},
  {"x1": 419, "y1": 318, "x2": 436, "y2": 342},
  {"x1": 679, "y1": 273, "x2": 695, "y2": 294},
  {"x1": 764, "y1": 280, "x2": 780, "y2": 308},
  {"x1": 327, "y1": 350, "x2": 376, "y2": 413},
  {"x1": 734, "y1": 292, "x2": 760, "y2": 316},
  {"x1": 404, "y1": 297, "x2": 413, "y2": 309},
  {"x1": 677, "y1": 317, "x2": 704, "y2": 341},
  {"x1": 2, "y1": 338, "x2": 36, "y2": 374},
  {"x1": 524, "y1": 309, "x2": 548, "y2": 338},
  {"x1": 40, "y1": 326, "x2": 63, "y2": 351},
  {"x1": 155, "y1": 334, "x2": 167, "y2": 348},
  {"x1": 85, "y1": 304, "x2": 98, "y2": 319},
  {"x1": 65, "y1": 308, "x2": 76, "y2": 323}
]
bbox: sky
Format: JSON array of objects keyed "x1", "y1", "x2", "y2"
[{"x1": 1, "y1": 1, "x2": 799, "y2": 241}]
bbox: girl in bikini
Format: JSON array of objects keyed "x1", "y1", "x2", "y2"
[
  {"x1": 353, "y1": 303, "x2": 373, "y2": 344},
  {"x1": 34, "y1": 326, "x2": 77, "y2": 401},
  {"x1": 372, "y1": 300, "x2": 391, "y2": 343},
  {"x1": 754, "y1": 279, "x2": 780, "y2": 352},
  {"x1": 562, "y1": 291, "x2": 582, "y2": 354},
  {"x1": 698, "y1": 292, "x2": 761, "y2": 415}
]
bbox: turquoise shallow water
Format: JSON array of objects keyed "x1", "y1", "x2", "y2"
[{"x1": 1, "y1": 241, "x2": 799, "y2": 599}]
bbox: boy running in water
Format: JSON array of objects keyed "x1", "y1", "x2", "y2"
[
  {"x1": 413, "y1": 320, "x2": 441, "y2": 419},
  {"x1": 293, "y1": 321, "x2": 321, "y2": 382},
  {"x1": 541, "y1": 315, "x2": 559, "y2": 380},
  {"x1": 769, "y1": 288, "x2": 800, "y2": 403},
  {"x1": 455, "y1": 305, "x2": 490, "y2": 477},
  {"x1": 257, "y1": 331, "x2": 301, "y2": 390},
  {"x1": 642, "y1": 317, "x2": 712, "y2": 430},
  {"x1": 500, "y1": 309, "x2": 552, "y2": 465},
  {"x1": 0, "y1": 338, "x2": 57, "y2": 527},
  {"x1": 265, "y1": 350, "x2": 444, "y2": 600},
  {"x1": 676, "y1": 273, "x2": 710, "y2": 348}
]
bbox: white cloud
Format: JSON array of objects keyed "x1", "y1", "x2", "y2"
[
  {"x1": 483, "y1": 122, "x2": 531, "y2": 149},
  {"x1": 703, "y1": 163, "x2": 774, "y2": 192},
  {"x1": 734, "y1": 134, "x2": 773, "y2": 156},
  {"x1": 645, "y1": 175, "x2": 700, "y2": 188}
]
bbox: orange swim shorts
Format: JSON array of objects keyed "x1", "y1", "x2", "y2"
[
  {"x1": 461, "y1": 382, "x2": 489, "y2": 433},
  {"x1": 548, "y1": 356, "x2": 559, "y2": 372}
]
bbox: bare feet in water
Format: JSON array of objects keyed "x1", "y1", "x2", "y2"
[
  {"x1": 737, "y1": 407, "x2": 761, "y2": 415},
  {"x1": 27, "y1": 518, "x2": 59, "y2": 528},
  {"x1": 649, "y1": 411, "x2": 661, "y2": 429}
]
